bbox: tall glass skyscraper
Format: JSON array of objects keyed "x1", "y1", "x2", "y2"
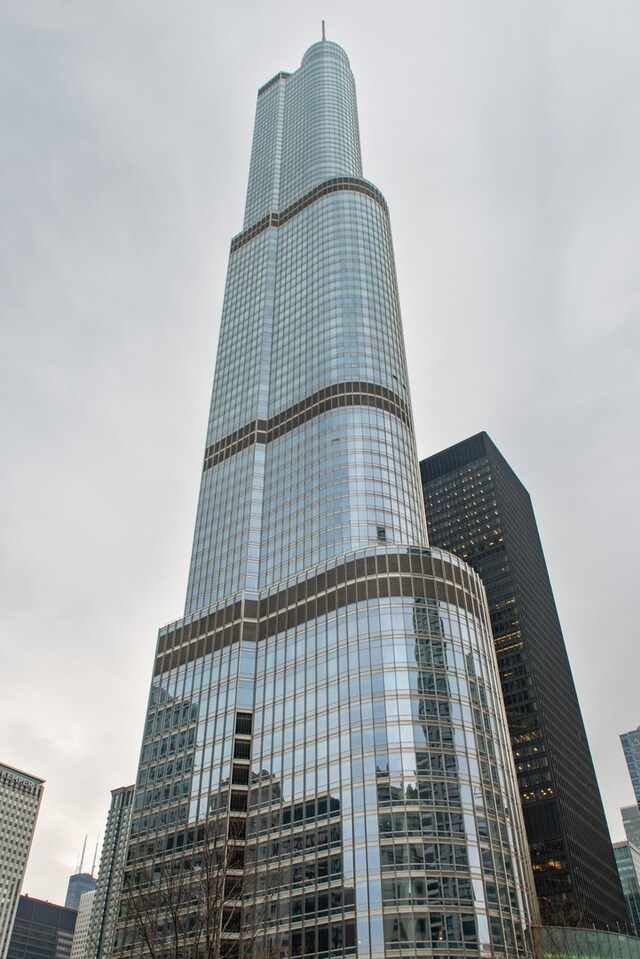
[
  {"x1": 116, "y1": 39, "x2": 537, "y2": 958},
  {"x1": 65, "y1": 874, "x2": 96, "y2": 914}
]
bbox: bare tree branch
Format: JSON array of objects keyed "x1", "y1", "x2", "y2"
[{"x1": 110, "y1": 815, "x2": 274, "y2": 959}]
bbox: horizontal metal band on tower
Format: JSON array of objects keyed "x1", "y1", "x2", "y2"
[
  {"x1": 230, "y1": 176, "x2": 388, "y2": 253},
  {"x1": 202, "y1": 381, "x2": 411, "y2": 472},
  {"x1": 153, "y1": 550, "x2": 483, "y2": 676}
]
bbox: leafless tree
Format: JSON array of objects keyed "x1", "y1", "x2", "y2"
[
  {"x1": 538, "y1": 922, "x2": 639, "y2": 959},
  {"x1": 527, "y1": 903, "x2": 639, "y2": 959},
  {"x1": 112, "y1": 816, "x2": 273, "y2": 959}
]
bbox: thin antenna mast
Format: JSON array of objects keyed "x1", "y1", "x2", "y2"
[
  {"x1": 322, "y1": 20, "x2": 326, "y2": 41},
  {"x1": 77, "y1": 834, "x2": 87, "y2": 874},
  {"x1": 91, "y1": 836, "x2": 99, "y2": 877}
]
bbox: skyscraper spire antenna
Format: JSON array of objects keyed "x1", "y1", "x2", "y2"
[
  {"x1": 321, "y1": 19, "x2": 326, "y2": 40},
  {"x1": 91, "y1": 835, "x2": 99, "y2": 877},
  {"x1": 76, "y1": 833, "x2": 87, "y2": 873}
]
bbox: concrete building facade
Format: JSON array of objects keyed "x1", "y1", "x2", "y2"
[{"x1": 0, "y1": 764, "x2": 44, "y2": 959}]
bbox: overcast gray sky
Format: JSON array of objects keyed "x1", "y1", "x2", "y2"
[{"x1": 1, "y1": 1, "x2": 638, "y2": 905}]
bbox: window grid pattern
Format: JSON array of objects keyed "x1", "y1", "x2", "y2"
[
  {"x1": 421, "y1": 434, "x2": 629, "y2": 929},
  {"x1": 621, "y1": 728, "x2": 640, "y2": 806},
  {"x1": 0, "y1": 765, "x2": 44, "y2": 959},
  {"x1": 88, "y1": 785, "x2": 134, "y2": 958},
  {"x1": 260, "y1": 408, "x2": 422, "y2": 585},
  {"x1": 127, "y1": 547, "x2": 536, "y2": 958},
  {"x1": 244, "y1": 42, "x2": 361, "y2": 230},
  {"x1": 186, "y1": 186, "x2": 425, "y2": 614}
]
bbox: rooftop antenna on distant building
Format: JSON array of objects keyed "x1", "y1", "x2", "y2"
[
  {"x1": 76, "y1": 834, "x2": 87, "y2": 874},
  {"x1": 322, "y1": 20, "x2": 326, "y2": 41},
  {"x1": 91, "y1": 836, "x2": 99, "y2": 878}
]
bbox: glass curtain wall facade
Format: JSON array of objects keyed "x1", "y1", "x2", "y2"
[
  {"x1": 621, "y1": 727, "x2": 640, "y2": 805},
  {"x1": 613, "y1": 842, "x2": 640, "y2": 936},
  {"x1": 116, "y1": 41, "x2": 537, "y2": 959},
  {"x1": 420, "y1": 432, "x2": 628, "y2": 930},
  {"x1": 623, "y1": 806, "x2": 640, "y2": 849},
  {"x1": 65, "y1": 876, "x2": 96, "y2": 914}
]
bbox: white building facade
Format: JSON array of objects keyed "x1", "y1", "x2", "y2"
[
  {"x1": 70, "y1": 890, "x2": 96, "y2": 959},
  {"x1": 0, "y1": 763, "x2": 44, "y2": 959}
]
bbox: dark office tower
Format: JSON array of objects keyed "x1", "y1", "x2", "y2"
[
  {"x1": 420, "y1": 432, "x2": 628, "y2": 929},
  {"x1": 116, "y1": 42, "x2": 538, "y2": 958},
  {"x1": 621, "y1": 726, "x2": 640, "y2": 805},
  {"x1": 7, "y1": 897, "x2": 76, "y2": 959},
  {"x1": 64, "y1": 875, "x2": 95, "y2": 914}
]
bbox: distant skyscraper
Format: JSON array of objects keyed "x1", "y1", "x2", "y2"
[
  {"x1": 69, "y1": 891, "x2": 95, "y2": 959},
  {"x1": 116, "y1": 38, "x2": 538, "y2": 959},
  {"x1": 420, "y1": 432, "x2": 627, "y2": 928},
  {"x1": 88, "y1": 786, "x2": 133, "y2": 959},
  {"x1": 6, "y1": 896, "x2": 76, "y2": 959},
  {"x1": 621, "y1": 726, "x2": 640, "y2": 805},
  {"x1": 64, "y1": 875, "x2": 95, "y2": 914},
  {"x1": 613, "y1": 842, "x2": 640, "y2": 936},
  {"x1": 623, "y1": 805, "x2": 640, "y2": 849},
  {"x1": 0, "y1": 764, "x2": 44, "y2": 959}
]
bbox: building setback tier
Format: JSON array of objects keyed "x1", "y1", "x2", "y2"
[{"x1": 118, "y1": 547, "x2": 537, "y2": 958}]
